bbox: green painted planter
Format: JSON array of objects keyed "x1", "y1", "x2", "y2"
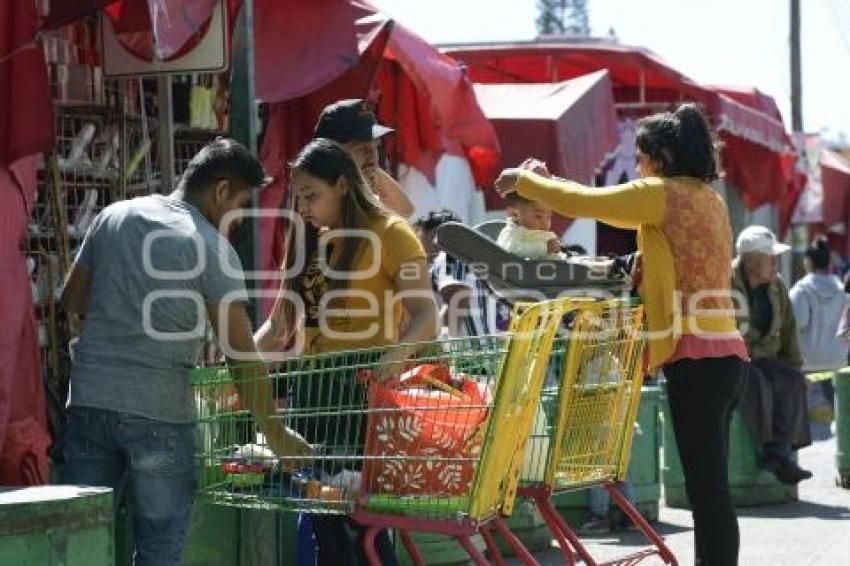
[
  {"x1": 661, "y1": 385, "x2": 797, "y2": 507},
  {"x1": 0, "y1": 486, "x2": 114, "y2": 566},
  {"x1": 494, "y1": 499, "x2": 552, "y2": 556},
  {"x1": 116, "y1": 500, "x2": 297, "y2": 566},
  {"x1": 397, "y1": 532, "x2": 486, "y2": 566},
  {"x1": 183, "y1": 502, "x2": 240, "y2": 566},
  {"x1": 552, "y1": 385, "x2": 662, "y2": 524},
  {"x1": 835, "y1": 367, "x2": 850, "y2": 488},
  {"x1": 237, "y1": 508, "x2": 298, "y2": 566}
]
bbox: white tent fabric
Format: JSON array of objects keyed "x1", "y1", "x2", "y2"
[{"x1": 398, "y1": 154, "x2": 480, "y2": 224}]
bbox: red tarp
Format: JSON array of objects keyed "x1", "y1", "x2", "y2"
[
  {"x1": 254, "y1": 0, "x2": 387, "y2": 103},
  {"x1": 472, "y1": 70, "x2": 619, "y2": 213},
  {"x1": 0, "y1": 157, "x2": 50, "y2": 485},
  {"x1": 376, "y1": 25, "x2": 500, "y2": 186},
  {"x1": 44, "y1": 0, "x2": 226, "y2": 61},
  {"x1": 254, "y1": 1, "x2": 500, "y2": 314},
  {"x1": 712, "y1": 85, "x2": 784, "y2": 122},
  {"x1": 713, "y1": 85, "x2": 803, "y2": 237},
  {"x1": 821, "y1": 149, "x2": 850, "y2": 230},
  {"x1": 1, "y1": 0, "x2": 54, "y2": 165},
  {"x1": 444, "y1": 42, "x2": 712, "y2": 105},
  {"x1": 41, "y1": 0, "x2": 117, "y2": 28},
  {"x1": 256, "y1": 22, "x2": 392, "y2": 315},
  {"x1": 444, "y1": 42, "x2": 796, "y2": 218},
  {"x1": 255, "y1": 1, "x2": 500, "y2": 184}
]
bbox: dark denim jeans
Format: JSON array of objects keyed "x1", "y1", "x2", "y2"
[{"x1": 56, "y1": 406, "x2": 197, "y2": 566}]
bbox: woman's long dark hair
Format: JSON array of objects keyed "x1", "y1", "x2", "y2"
[
  {"x1": 284, "y1": 138, "x2": 389, "y2": 294},
  {"x1": 635, "y1": 103, "x2": 720, "y2": 182}
]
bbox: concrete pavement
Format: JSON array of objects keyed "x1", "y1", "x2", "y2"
[{"x1": 512, "y1": 421, "x2": 850, "y2": 565}]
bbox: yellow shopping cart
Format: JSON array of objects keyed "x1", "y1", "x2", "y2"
[
  {"x1": 192, "y1": 298, "x2": 570, "y2": 565},
  {"x1": 516, "y1": 298, "x2": 678, "y2": 566}
]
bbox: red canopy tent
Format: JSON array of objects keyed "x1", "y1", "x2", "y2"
[
  {"x1": 712, "y1": 85, "x2": 784, "y2": 122},
  {"x1": 1, "y1": 1, "x2": 54, "y2": 166},
  {"x1": 815, "y1": 148, "x2": 850, "y2": 258},
  {"x1": 472, "y1": 70, "x2": 619, "y2": 219},
  {"x1": 443, "y1": 41, "x2": 797, "y2": 233},
  {"x1": 254, "y1": 1, "x2": 500, "y2": 312},
  {"x1": 821, "y1": 149, "x2": 850, "y2": 230},
  {"x1": 24, "y1": 0, "x2": 500, "y2": 315},
  {"x1": 0, "y1": 0, "x2": 55, "y2": 485},
  {"x1": 712, "y1": 85, "x2": 805, "y2": 236},
  {"x1": 1, "y1": 0, "x2": 253, "y2": 484}
]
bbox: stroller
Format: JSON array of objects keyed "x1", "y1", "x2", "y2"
[{"x1": 435, "y1": 220, "x2": 637, "y2": 303}]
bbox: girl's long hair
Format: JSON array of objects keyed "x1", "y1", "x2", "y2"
[{"x1": 284, "y1": 138, "x2": 390, "y2": 296}]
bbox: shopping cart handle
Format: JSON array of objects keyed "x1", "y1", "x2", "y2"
[{"x1": 359, "y1": 365, "x2": 469, "y2": 399}]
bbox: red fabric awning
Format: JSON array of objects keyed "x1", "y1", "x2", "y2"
[
  {"x1": 444, "y1": 42, "x2": 796, "y2": 215},
  {"x1": 473, "y1": 71, "x2": 619, "y2": 235},
  {"x1": 253, "y1": 2, "x2": 500, "y2": 313},
  {"x1": 821, "y1": 148, "x2": 850, "y2": 230},
  {"x1": 714, "y1": 94, "x2": 790, "y2": 154},
  {"x1": 256, "y1": 18, "x2": 392, "y2": 316},
  {"x1": 1, "y1": 0, "x2": 54, "y2": 165},
  {"x1": 42, "y1": 0, "x2": 118, "y2": 28},
  {"x1": 472, "y1": 70, "x2": 619, "y2": 211},
  {"x1": 444, "y1": 42, "x2": 791, "y2": 152},
  {"x1": 254, "y1": 0, "x2": 388, "y2": 103},
  {"x1": 711, "y1": 85, "x2": 802, "y2": 237},
  {"x1": 444, "y1": 42, "x2": 711, "y2": 104},
  {"x1": 44, "y1": 0, "x2": 229, "y2": 60},
  {"x1": 0, "y1": 157, "x2": 49, "y2": 485},
  {"x1": 376, "y1": 23, "x2": 500, "y2": 186},
  {"x1": 711, "y1": 85, "x2": 784, "y2": 122}
]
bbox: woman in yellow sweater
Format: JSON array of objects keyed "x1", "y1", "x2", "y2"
[{"x1": 496, "y1": 104, "x2": 747, "y2": 566}]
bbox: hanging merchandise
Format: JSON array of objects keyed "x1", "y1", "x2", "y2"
[
  {"x1": 190, "y1": 76, "x2": 218, "y2": 129},
  {"x1": 213, "y1": 74, "x2": 229, "y2": 132}
]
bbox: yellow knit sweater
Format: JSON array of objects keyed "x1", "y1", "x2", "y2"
[{"x1": 516, "y1": 171, "x2": 738, "y2": 371}]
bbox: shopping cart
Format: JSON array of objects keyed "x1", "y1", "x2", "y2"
[
  {"x1": 192, "y1": 298, "x2": 570, "y2": 565},
  {"x1": 516, "y1": 298, "x2": 678, "y2": 566}
]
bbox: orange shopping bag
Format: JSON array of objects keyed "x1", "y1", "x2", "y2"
[{"x1": 362, "y1": 364, "x2": 489, "y2": 497}]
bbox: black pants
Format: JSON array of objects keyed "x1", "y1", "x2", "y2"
[
  {"x1": 311, "y1": 515, "x2": 397, "y2": 566},
  {"x1": 665, "y1": 356, "x2": 745, "y2": 566}
]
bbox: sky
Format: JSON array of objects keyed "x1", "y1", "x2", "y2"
[{"x1": 371, "y1": 0, "x2": 850, "y2": 144}]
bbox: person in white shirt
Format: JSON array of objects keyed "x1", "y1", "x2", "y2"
[{"x1": 790, "y1": 236, "x2": 850, "y2": 418}]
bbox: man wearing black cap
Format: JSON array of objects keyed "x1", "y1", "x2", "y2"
[{"x1": 314, "y1": 98, "x2": 414, "y2": 217}]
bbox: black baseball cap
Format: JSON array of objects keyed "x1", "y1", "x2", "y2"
[{"x1": 314, "y1": 99, "x2": 394, "y2": 143}]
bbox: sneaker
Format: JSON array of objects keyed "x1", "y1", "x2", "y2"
[{"x1": 578, "y1": 516, "x2": 610, "y2": 535}]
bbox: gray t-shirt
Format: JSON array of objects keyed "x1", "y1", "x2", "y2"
[{"x1": 70, "y1": 194, "x2": 246, "y2": 423}]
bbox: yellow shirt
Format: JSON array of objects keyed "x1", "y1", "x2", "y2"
[
  {"x1": 301, "y1": 214, "x2": 426, "y2": 354},
  {"x1": 516, "y1": 171, "x2": 738, "y2": 371}
]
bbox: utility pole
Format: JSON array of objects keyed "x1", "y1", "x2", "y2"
[
  {"x1": 789, "y1": 0, "x2": 806, "y2": 282},
  {"x1": 230, "y1": 0, "x2": 260, "y2": 325},
  {"x1": 790, "y1": 0, "x2": 803, "y2": 132}
]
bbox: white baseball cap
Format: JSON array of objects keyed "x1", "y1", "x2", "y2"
[{"x1": 735, "y1": 225, "x2": 791, "y2": 256}]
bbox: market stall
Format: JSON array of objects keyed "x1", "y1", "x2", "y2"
[
  {"x1": 443, "y1": 41, "x2": 799, "y2": 248},
  {"x1": 471, "y1": 69, "x2": 619, "y2": 236}
]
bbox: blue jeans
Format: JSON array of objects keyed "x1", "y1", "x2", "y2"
[
  {"x1": 56, "y1": 407, "x2": 197, "y2": 566},
  {"x1": 589, "y1": 479, "x2": 634, "y2": 518}
]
